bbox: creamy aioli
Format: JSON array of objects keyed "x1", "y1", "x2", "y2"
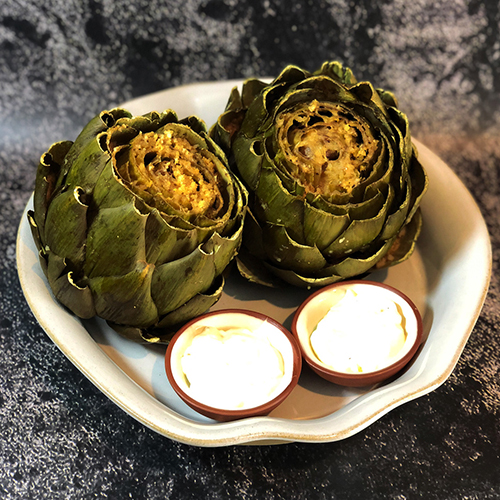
[
  {"x1": 180, "y1": 322, "x2": 287, "y2": 410},
  {"x1": 310, "y1": 288, "x2": 407, "y2": 373}
]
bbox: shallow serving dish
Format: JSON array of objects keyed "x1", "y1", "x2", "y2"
[
  {"x1": 17, "y1": 79, "x2": 491, "y2": 447},
  {"x1": 166, "y1": 310, "x2": 301, "y2": 422},
  {"x1": 292, "y1": 281, "x2": 423, "y2": 387}
]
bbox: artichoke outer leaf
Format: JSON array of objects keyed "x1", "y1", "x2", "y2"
[
  {"x1": 46, "y1": 251, "x2": 69, "y2": 285},
  {"x1": 43, "y1": 186, "x2": 88, "y2": 270},
  {"x1": 240, "y1": 206, "x2": 267, "y2": 260},
  {"x1": 327, "y1": 236, "x2": 397, "y2": 278},
  {"x1": 210, "y1": 108, "x2": 246, "y2": 153},
  {"x1": 202, "y1": 218, "x2": 244, "y2": 276},
  {"x1": 348, "y1": 189, "x2": 387, "y2": 222},
  {"x1": 406, "y1": 154, "x2": 429, "y2": 223},
  {"x1": 379, "y1": 181, "x2": 411, "y2": 240},
  {"x1": 324, "y1": 187, "x2": 394, "y2": 259},
  {"x1": 262, "y1": 224, "x2": 327, "y2": 273},
  {"x1": 350, "y1": 82, "x2": 390, "y2": 119},
  {"x1": 275, "y1": 78, "x2": 351, "y2": 114},
  {"x1": 388, "y1": 107, "x2": 413, "y2": 188},
  {"x1": 254, "y1": 164, "x2": 305, "y2": 243},
  {"x1": 314, "y1": 61, "x2": 358, "y2": 86},
  {"x1": 144, "y1": 208, "x2": 188, "y2": 266},
  {"x1": 64, "y1": 135, "x2": 110, "y2": 194},
  {"x1": 241, "y1": 78, "x2": 269, "y2": 108},
  {"x1": 303, "y1": 201, "x2": 350, "y2": 250},
  {"x1": 155, "y1": 274, "x2": 225, "y2": 330},
  {"x1": 232, "y1": 134, "x2": 264, "y2": 191},
  {"x1": 151, "y1": 244, "x2": 217, "y2": 316},
  {"x1": 27, "y1": 210, "x2": 43, "y2": 254},
  {"x1": 106, "y1": 322, "x2": 158, "y2": 344},
  {"x1": 84, "y1": 201, "x2": 148, "y2": 279},
  {"x1": 92, "y1": 157, "x2": 137, "y2": 210},
  {"x1": 377, "y1": 88, "x2": 399, "y2": 108},
  {"x1": 178, "y1": 115, "x2": 207, "y2": 136},
  {"x1": 56, "y1": 108, "x2": 131, "y2": 192},
  {"x1": 52, "y1": 271, "x2": 96, "y2": 319},
  {"x1": 88, "y1": 261, "x2": 157, "y2": 327},
  {"x1": 33, "y1": 140, "x2": 73, "y2": 239},
  {"x1": 235, "y1": 249, "x2": 288, "y2": 288},
  {"x1": 271, "y1": 65, "x2": 311, "y2": 89},
  {"x1": 376, "y1": 209, "x2": 424, "y2": 269},
  {"x1": 262, "y1": 261, "x2": 345, "y2": 288},
  {"x1": 225, "y1": 85, "x2": 244, "y2": 111},
  {"x1": 238, "y1": 93, "x2": 268, "y2": 138}
]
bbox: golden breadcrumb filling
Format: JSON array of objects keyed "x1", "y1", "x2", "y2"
[
  {"x1": 125, "y1": 130, "x2": 224, "y2": 218},
  {"x1": 276, "y1": 100, "x2": 378, "y2": 196}
]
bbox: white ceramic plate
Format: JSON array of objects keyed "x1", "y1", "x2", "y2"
[{"x1": 17, "y1": 80, "x2": 492, "y2": 447}]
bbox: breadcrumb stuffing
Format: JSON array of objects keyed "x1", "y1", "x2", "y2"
[
  {"x1": 123, "y1": 130, "x2": 224, "y2": 218},
  {"x1": 276, "y1": 100, "x2": 378, "y2": 197}
]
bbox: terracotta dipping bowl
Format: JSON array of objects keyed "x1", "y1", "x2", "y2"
[
  {"x1": 292, "y1": 281, "x2": 423, "y2": 387},
  {"x1": 165, "y1": 309, "x2": 302, "y2": 422}
]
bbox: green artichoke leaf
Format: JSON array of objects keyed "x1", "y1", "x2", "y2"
[
  {"x1": 64, "y1": 134, "x2": 110, "y2": 194},
  {"x1": 232, "y1": 134, "x2": 264, "y2": 191},
  {"x1": 324, "y1": 236, "x2": 396, "y2": 278},
  {"x1": 349, "y1": 189, "x2": 386, "y2": 220},
  {"x1": 376, "y1": 209, "x2": 423, "y2": 269},
  {"x1": 92, "y1": 154, "x2": 137, "y2": 210},
  {"x1": 209, "y1": 108, "x2": 246, "y2": 153},
  {"x1": 202, "y1": 216, "x2": 245, "y2": 276},
  {"x1": 406, "y1": 153, "x2": 429, "y2": 223},
  {"x1": 144, "y1": 208, "x2": 198, "y2": 265},
  {"x1": 377, "y1": 88, "x2": 398, "y2": 108},
  {"x1": 33, "y1": 140, "x2": 73, "y2": 240},
  {"x1": 51, "y1": 270, "x2": 96, "y2": 319},
  {"x1": 84, "y1": 200, "x2": 148, "y2": 279},
  {"x1": 387, "y1": 106, "x2": 413, "y2": 189},
  {"x1": 155, "y1": 274, "x2": 225, "y2": 332},
  {"x1": 88, "y1": 261, "x2": 157, "y2": 327},
  {"x1": 262, "y1": 261, "x2": 344, "y2": 288},
  {"x1": 303, "y1": 201, "x2": 350, "y2": 250},
  {"x1": 254, "y1": 163, "x2": 305, "y2": 243},
  {"x1": 44, "y1": 251, "x2": 95, "y2": 318},
  {"x1": 225, "y1": 85, "x2": 244, "y2": 111},
  {"x1": 323, "y1": 186, "x2": 394, "y2": 259},
  {"x1": 379, "y1": 181, "x2": 411, "y2": 240},
  {"x1": 349, "y1": 82, "x2": 390, "y2": 119},
  {"x1": 27, "y1": 210, "x2": 43, "y2": 255},
  {"x1": 46, "y1": 251, "x2": 69, "y2": 285},
  {"x1": 106, "y1": 323, "x2": 158, "y2": 344},
  {"x1": 55, "y1": 108, "x2": 132, "y2": 193},
  {"x1": 43, "y1": 186, "x2": 88, "y2": 271},
  {"x1": 241, "y1": 78, "x2": 269, "y2": 108},
  {"x1": 263, "y1": 223, "x2": 327, "y2": 273},
  {"x1": 236, "y1": 249, "x2": 288, "y2": 288},
  {"x1": 314, "y1": 61, "x2": 358, "y2": 86},
  {"x1": 178, "y1": 114, "x2": 208, "y2": 136},
  {"x1": 271, "y1": 65, "x2": 311, "y2": 89},
  {"x1": 274, "y1": 78, "x2": 354, "y2": 114},
  {"x1": 151, "y1": 243, "x2": 217, "y2": 316},
  {"x1": 239, "y1": 206, "x2": 267, "y2": 260}
]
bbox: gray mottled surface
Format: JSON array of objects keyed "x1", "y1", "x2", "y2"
[{"x1": 1, "y1": 0, "x2": 499, "y2": 498}]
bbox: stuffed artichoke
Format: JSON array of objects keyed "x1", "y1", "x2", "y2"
[
  {"x1": 211, "y1": 61, "x2": 428, "y2": 287},
  {"x1": 28, "y1": 109, "x2": 247, "y2": 342}
]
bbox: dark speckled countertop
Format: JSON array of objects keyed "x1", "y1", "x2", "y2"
[{"x1": 1, "y1": 0, "x2": 499, "y2": 498}]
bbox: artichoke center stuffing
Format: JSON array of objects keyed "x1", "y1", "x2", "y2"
[
  {"x1": 276, "y1": 100, "x2": 378, "y2": 197},
  {"x1": 121, "y1": 130, "x2": 224, "y2": 218}
]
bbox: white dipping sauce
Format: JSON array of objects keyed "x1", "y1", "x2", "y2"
[
  {"x1": 180, "y1": 322, "x2": 288, "y2": 410},
  {"x1": 310, "y1": 288, "x2": 408, "y2": 373}
]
